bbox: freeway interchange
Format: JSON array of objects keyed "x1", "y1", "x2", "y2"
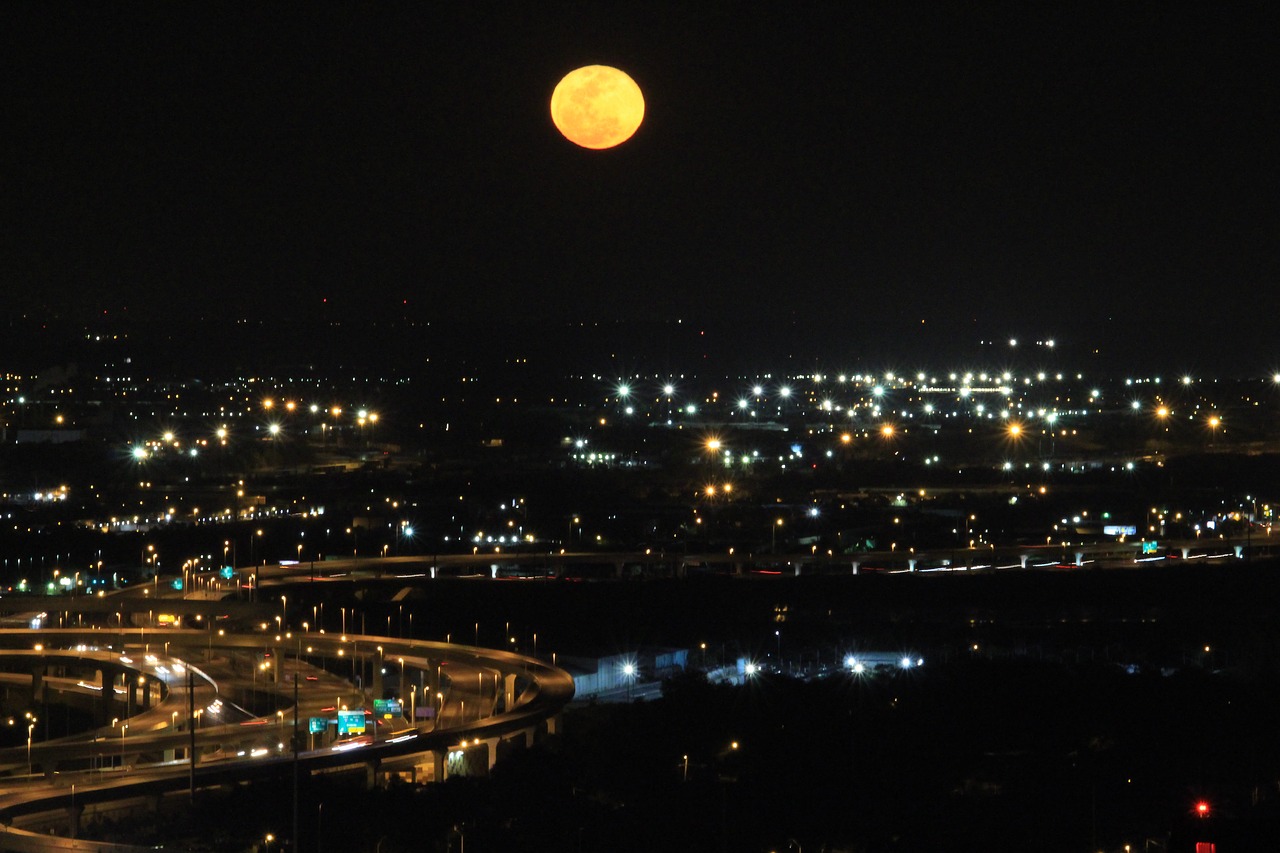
[{"x1": 0, "y1": 571, "x2": 574, "y2": 851}]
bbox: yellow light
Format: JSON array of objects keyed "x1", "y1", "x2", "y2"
[{"x1": 880, "y1": 424, "x2": 895, "y2": 437}]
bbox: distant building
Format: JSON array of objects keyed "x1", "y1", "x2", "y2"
[{"x1": 561, "y1": 647, "x2": 689, "y2": 698}]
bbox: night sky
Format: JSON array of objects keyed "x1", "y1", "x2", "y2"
[{"x1": 3, "y1": 4, "x2": 1277, "y2": 343}]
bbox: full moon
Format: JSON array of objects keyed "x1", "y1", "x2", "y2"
[{"x1": 550, "y1": 65, "x2": 645, "y2": 150}]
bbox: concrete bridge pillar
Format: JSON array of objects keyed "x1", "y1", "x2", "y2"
[
  {"x1": 546, "y1": 713, "x2": 561, "y2": 736},
  {"x1": 850, "y1": 561, "x2": 859, "y2": 575},
  {"x1": 792, "y1": 562, "x2": 801, "y2": 577},
  {"x1": 482, "y1": 737, "x2": 499, "y2": 771},
  {"x1": 96, "y1": 668, "x2": 117, "y2": 725},
  {"x1": 270, "y1": 647, "x2": 280, "y2": 684},
  {"x1": 365, "y1": 758, "x2": 381, "y2": 790},
  {"x1": 430, "y1": 749, "x2": 445, "y2": 782},
  {"x1": 907, "y1": 558, "x2": 917, "y2": 572},
  {"x1": 67, "y1": 803, "x2": 84, "y2": 838},
  {"x1": 1234, "y1": 545, "x2": 1244, "y2": 558},
  {"x1": 1074, "y1": 551, "x2": 1084, "y2": 567},
  {"x1": 1182, "y1": 547, "x2": 1191, "y2": 559},
  {"x1": 503, "y1": 673, "x2": 516, "y2": 710},
  {"x1": 372, "y1": 655, "x2": 384, "y2": 699},
  {"x1": 1019, "y1": 554, "x2": 1029, "y2": 568},
  {"x1": 29, "y1": 666, "x2": 45, "y2": 706}
]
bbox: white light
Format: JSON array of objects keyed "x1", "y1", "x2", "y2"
[{"x1": 900, "y1": 657, "x2": 912, "y2": 669}]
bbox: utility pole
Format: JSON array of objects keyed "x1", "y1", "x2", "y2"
[
  {"x1": 292, "y1": 673, "x2": 300, "y2": 852},
  {"x1": 188, "y1": 666, "x2": 196, "y2": 802}
]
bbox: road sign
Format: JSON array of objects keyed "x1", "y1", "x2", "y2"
[
  {"x1": 337, "y1": 709, "x2": 366, "y2": 735},
  {"x1": 373, "y1": 699, "x2": 402, "y2": 717},
  {"x1": 308, "y1": 717, "x2": 327, "y2": 734}
]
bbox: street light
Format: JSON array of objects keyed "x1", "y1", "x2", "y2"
[
  {"x1": 622, "y1": 662, "x2": 636, "y2": 700},
  {"x1": 27, "y1": 718, "x2": 36, "y2": 775}
]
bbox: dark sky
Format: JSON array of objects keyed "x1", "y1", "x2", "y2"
[{"x1": 3, "y1": 3, "x2": 1277, "y2": 339}]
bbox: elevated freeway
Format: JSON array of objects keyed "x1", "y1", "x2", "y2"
[{"x1": 0, "y1": 621, "x2": 573, "y2": 851}]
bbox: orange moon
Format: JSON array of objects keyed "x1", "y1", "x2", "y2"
[{"x1": 550, "y1": 65, "x2": 645, "y2": 150}]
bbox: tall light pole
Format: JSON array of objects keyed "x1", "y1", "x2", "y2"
[{"x1": 27, "y1": 719, "x2": 36, "y2": 775}]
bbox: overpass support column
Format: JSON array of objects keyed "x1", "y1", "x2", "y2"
[
  {"x1": 792, "y1": 562, "x2": 801, "y2": 577},
  {"x1": 483, "y1": 738, "x2": 499, "y2": 771},
  {"x1": 850, "y1": 561, "x2": 859, "y2": 575},
  {"x1": 1019, "y1": 555, "x2": 1029, "y2": 568},
  {"x1": 1181, "y1": 547, "x2": 1191, "y2": 559},
  {"x1": 1074, "y1": 551, "x2": 1084, "y2": 567},
  {"x1": 67, "y1": 804, "x2": 84, "y2": 838},
  {"x1": 503, "y1": 673, "x2": 516, "y2": 710},
  {"x1": 96, "y1": 668, "x2": 117, "y2": 725},
  {"x1": 271, "y1": 647, "x2": 280, "y2": 684},
  {"x1": 546, "y1": 712, "x2": 561, "y2": 737},
  {"x1": 29, "y1": 666, "x2": 45, "y2": 706},
  {"x1": 1234, "y1": 545, "x2": 1244, "y2": 558},
  {"x1": 372, "y1": 656, "x2": 384, "y2": 699},
  {"x1": 430, "y1": 749, "x2": 446, "y2": 783},
  {"x1": 365, "y1": 758, "x2": 381, "y2": 790},
  {"x1": 907, "y1": 559, "x2": 917, "y2": 572}
]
